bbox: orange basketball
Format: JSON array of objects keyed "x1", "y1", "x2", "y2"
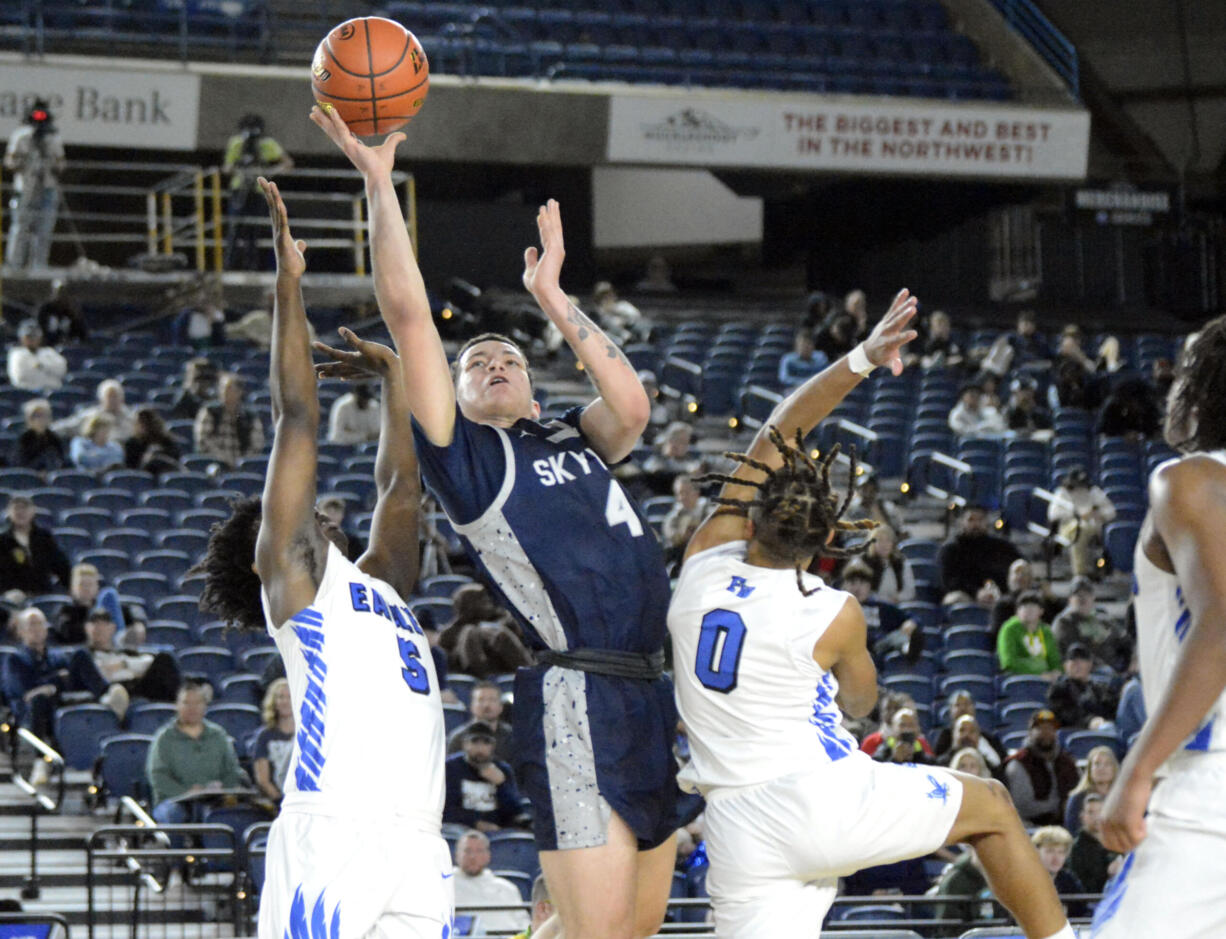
[{"x1": 311, "y1": 17, "x2": 429, "y2": 137}]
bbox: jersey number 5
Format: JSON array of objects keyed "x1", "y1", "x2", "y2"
[
  {"x1": 695, "y1": 609, "x2": 747, "y2": 694},
  {"x1": 397, "y1": 634, "x2": 431, "y2": 695}
]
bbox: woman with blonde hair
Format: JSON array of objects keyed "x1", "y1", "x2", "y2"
[
  {"x1": 251, "y1": 677, "x2": 294, "y2": 809},
  {"x1": 70, "y1": 413, "x2": 123, "y2": 472},
  {"x1": 949, "y1": 746, "x2": 991, "y2": 779},
  {"x1": 1063, "y1": 745, "x2": 1119, "y2": 836}
]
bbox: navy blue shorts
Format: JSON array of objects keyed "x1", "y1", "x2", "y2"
[{"x1": 511, "y1": 663, "x2": 703, "y2": 852}]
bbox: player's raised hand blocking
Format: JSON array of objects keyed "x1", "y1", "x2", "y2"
[
  {"x1": 522, "y1": 198, "x2": 566, "y2": 304},
  {"x1": 313, "y1": 327, "x2": 399, "y2": 382},
  {"x1": 863, "y1": 288, "x2": 919, "y2": 376},
  {"x1": 259, "y1": 177, "x2": 306, "y2": 278},
  {"x1": 309, "y1": 103, "x2": 405, "y2": 179}
]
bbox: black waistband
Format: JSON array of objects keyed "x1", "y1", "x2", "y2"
[{"x1": 535, "y1": 648, "x2": 665, "y2": 681}]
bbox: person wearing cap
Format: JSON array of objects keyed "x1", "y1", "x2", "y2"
[
  {"x1": 1051, "y1": 577, "x2": 1131, "y2": 670},
  {"x1": 990, "y1": 559, "x2": 1062, "y2": 634},
  {"x1": 6, "y1": 320, "x2": 67, "y2": 392},
  {"x1": 1003, "y1": 709, "x2": 1079, "y2": 827},
  {"x1": 4, "y1": 99, "x2": 65, "y2": 269},
  {"x1": 1005, "y1": 375, "x2": 1052, "y2": 434},
  {"x1": 997, "y1": 590, "x2": 1061, "y2": 679},
  {"x1": 1047, "y1": 468, "x2": 1116, "y2": 578},
  {"x1": 326, "y1": 380, "x2": 381, "y2": 445},
  {"x1": 84, "y1": 608, "x2": 180, "y2": 703},
  {"x1": 222, "y1": 113, "x2": 293, "y2": 270},
  {"x1": 592, "y1": 280, "x2": 646, "y2": 345},
  {"x1": 1046, "y1": 643, "x2": 1117, "y2": 731},
  {"x1": 0, "y1": 494, "x2": 71, "y2": 601},
  {"x1": 948, "y1": 381, "x2": 1007, "y2": 437},
  {"x1": 443, "y1": 721, "x2": 526, "y2": 832},
  {"x1": 777, "y1": 327, "x2": 829, "y2": 388}
]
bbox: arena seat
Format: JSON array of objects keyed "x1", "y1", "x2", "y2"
[
  {"x1": 97, "y1": 733, "x2": 153, "y2": 803},
  {"x1": 55, "y1": 704, "x2": 121, "y2": 771}
]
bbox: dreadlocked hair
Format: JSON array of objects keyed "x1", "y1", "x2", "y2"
[
  {"x1": 1169, "y1": 315, "x2": 1226, "y2": 453},
  {"x1": 696, "y1": 426, "x2": 878, "y2": 596},
  {"x1": 192, "y1": 495, "x2": 266, "y2": 632}
]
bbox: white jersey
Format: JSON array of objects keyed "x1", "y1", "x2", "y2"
[
  {"x1": 1134, "y1": 452, "x2": 1226, "y2": 777},
  {"x1": 262, "y1": 542, "x2": 445, "y2": 830},
  {"x1": 668, "y1": 541, "x2": 859, "y2": 793}
]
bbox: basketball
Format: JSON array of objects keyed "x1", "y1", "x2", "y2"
[{"x1": 311, "y1": 16, "x2": 429, "y2": 137}]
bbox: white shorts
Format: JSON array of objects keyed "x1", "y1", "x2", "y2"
[
  {"x1": 258, "y1": 811, "x2": 454, "y2": 939},
  {"x1": 1092, "y1": 755, "x2": 1226, "y2": 939},
  {"x1": 703, "y1": 753, "x2": 963, "y2": 939}
]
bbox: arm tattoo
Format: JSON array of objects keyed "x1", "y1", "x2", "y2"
[{"x1": 565, "y1": 302, "x2": 596, "y2": 342}]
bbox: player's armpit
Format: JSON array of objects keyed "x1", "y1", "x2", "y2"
[{"x1": 814, "y1": 595, "x2": 878, "y2": 718}]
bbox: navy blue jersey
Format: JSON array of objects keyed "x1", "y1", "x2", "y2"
[{"x1": 412, "y1": 405, "x2": 670, "y2": 655}]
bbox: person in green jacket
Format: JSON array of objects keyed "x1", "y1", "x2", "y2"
[
  {"x1": 146, "y1": 680, "x2": 246, "y2": 824},
  {"x1": 997, "y1": 591, "x2": 1062, "y2": 678}
]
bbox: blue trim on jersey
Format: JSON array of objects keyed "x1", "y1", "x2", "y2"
[
  {"x1": 285, "y1": 885, "x2": 340, "y2": 939},
  {"x1": 809, "y1": 674, "x2": 854, "y2": 762},
  {"x1": 1186, "y1": 717, "x2": 1215, "y2": 751},
  {"x1": 290, "y1": 608, "x2": 328, "y2": 792},
  {"x1": 1091, "y1": 851, "x2": 1135, "y2": 935}
]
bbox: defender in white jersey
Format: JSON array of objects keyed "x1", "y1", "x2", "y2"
[
  {"x1": 196, "y1": 180, "x2": 451, "y2": 939},
  {"x1": 1095, "y1": 317, "x2": 1226, "y2": 939},
  {"x1": 669, "y1": 290, "x2": 1074, "y2": 939}
]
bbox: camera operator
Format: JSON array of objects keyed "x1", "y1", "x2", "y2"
[
  {"x1": 221, "y1": 113, "x2": 293, "y2": 270},
  {"x1": 4, "y1": 99, "x2": 66, "y2": 269}
]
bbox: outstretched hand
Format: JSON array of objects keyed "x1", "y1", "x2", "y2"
[
  {"x1": 309, "y1": 104, "x2": 405, "y2": 178},
  {"x1": 313, "y1": 327, "x2": 399, "y2": 381},
  {"x1": 522, "y1": 199, "x2": 566, "y2": 301},
  {"x1": 864, "y1": 288, "x2": 920, "y2": 376},
  {"x1": 259, "y1": 177, "x2": 305, "y2": 277}
]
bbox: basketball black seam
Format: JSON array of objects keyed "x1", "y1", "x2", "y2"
[
  {"x1": 364, "y1": 19, "x2": 378, "y2": 135},
  {"x1": 322, "y1": 30, "x2": 415, "y2": 80},
  {"x1": 312, "y1": 77, "x2": 427, "y2": 103}
]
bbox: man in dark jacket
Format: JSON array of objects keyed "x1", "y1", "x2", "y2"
[
  {"x1": 937, "y1": 504, "x2": 1021, "y2": 604},
  {"x1": 1047, "y1": 643, "x2": 1118, "y2": 730},
  {"x1": 1003, "y1": 709, "x2": 1080, "y2": 827},
  {"x1": 443, "y1": 722, "x2": 526, "y2": 832},
  {"x1": 0, "y1": 494, "x2": 71, "y2": 600}
]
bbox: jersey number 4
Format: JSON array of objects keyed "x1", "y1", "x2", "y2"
[
  {"x1": 397, "y1": 634, "x2": 431, "y2": 695},
  {"x1": 604, "y1": 480, "x2": 644, "y2": 537},
  {"x1": 695, "y1": 609, "x2": 747, "y2": 694}
]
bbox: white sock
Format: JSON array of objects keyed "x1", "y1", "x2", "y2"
[{"x1": 1038, "y1": 924, "x2": 1076, "y2": 939}]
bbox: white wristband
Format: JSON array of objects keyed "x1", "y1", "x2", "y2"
[{"x1": 848, "y1": 343, "x2": 876, "y2": 377}]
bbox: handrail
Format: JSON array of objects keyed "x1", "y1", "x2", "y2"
[
  {"x1": 7, "y1": 725, "x2": 66, "y2": 814},
  {"x1": 986, "y1": 0, "x2": 1080, "y2": 96}
]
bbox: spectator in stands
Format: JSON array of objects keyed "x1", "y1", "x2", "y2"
[
  {"x1": 932, "y1": 690, "x2": 1006, "y2": 767},
  {"x1": 839, "y1": 560, "x2": 923, "y2": 665},
  {"x1": 643, "y1": 421, "x2": 699, "y2": 481},
  {"x1": 54, "y1": 379, "x2": 137, "y2": 443},
  {"x1": 6, "y1": 320, "x2": 67, "y2": 392},
  {"x1": 932, "y1": 848, "x2": 991, "y2": 925},
  {"x1": 512, "y1": 874, "x2": 554, "y2": 939},
  {"x1": 227, "y1": 287, "x2": 316, "y2": 349},
  {"x1": 11, "y1": 398, "x2": 66, "y2": 471},
  {"x1": 1050, "y1": 325, "x2": 1117, "y2": 410},
  {"x1": 123, "y1": 407, "x2": 183, "y2": 477},
  {"x1": 1051, "y1": 577, "x2": 1131, "y2": 671},
  {"x1": 846, "y1": 473, "x2": 906, "y2": 536},
  {"x1": 934, "y1": 713, "x2": 1005, "y2": 781},
  {"x1": 856, "y1": 690, "x2": 916, "y2": 756},
  {"x1": 3, "y1": 100, "x2": 64, "y2": 270},
  {"x1": 637, "y1": 370, "x2": 673, "y2": 443},
  {"x1": 0, "y1": 493, "x2": 71, "y2": 600},
  {"x1": 327, "y1": 381, "x2": 381, "y2": 445},
  {"x1": 634, "y1": 253, "x2": 677, "y2": 294},
  {"x1": 814, "y1": 310, "x2": 859, "y2": 361},
  {"x1": 315, "y1": 494, "x2": 364, "y2": 562},
  {"x1": 169, "y1": 357, "x2": 219, "y2": 420},
  {"x1": 843, "y1": 289, "x2": 869, "y2": 342},
  {"x1": 800, "y1": 289, "x2": 833, "y2": 332},
  {"x1": 862, "y1": 706, "x2": 933, "y2": 761},
  {"x1": 1047, "y1": 643, "x2": 1116, "y2": 730},
  {"x1": 916, "y1": 309, "x2": 964, "y2": 370},
  {"x1": 3, "y1": 608, "x2": 129, "y2": 746},
  {"x1": 1047, "y1": 468, "x2": 1116, "y2": 578},
  {"x1": 660, "y1": 473, "x2": 708, "y2": 566},
  {"x1": 1007, "y1": 310, "x2": 1051, "y2": 368},
  {"x1": 84, "y1": 608, "x2": 178, "y2": 703},
  {"x1": 222, "y1": 113, "x2": 293, "y2": 270},
  {"x1": 990, "y1": 559, "x2": 1062, "y2": 633},
  {"x1": 592, "y1": 281, "x2": 647, "y2": 345},
  {"x1": 1096, "y1": 377, "x2": 1161, "y2": 440},
  {"x1": 147, "y1": 681, "x2": 246, "y2": 826},
  {"x1": 950, "y1": 746, "x2": 991, "y2": 778},
  {"x1": 948, "y1": 381, "x2": 1007, "y2": 437},
  {"x1": 861, "y1": 524, "x2": 915, "y2": 604},
  {"x1": 777, "y1": 327, "x2": 828, "y2": 387},
  {"x1": 173, "y1": 275, "x2": 228, "y2": 349},
  {"x1": 36, "y1": 279, "x2": 87, "y2": 346},
  {"x1": 193, "y1": 373, "x2": 265, "y2": 468},
  {"x1": 251, "y1": 678, "x2": 294, "y2": 809},
  {"x1": 997, "y1": 591, "x2": 1061, "y2": 679},
  {"x1": 447, "y1": 679, "x2": 515, "y2": 762},
  {"x1": 1005, "y1": 375, "x2": 1053, "y2": 434},
  {"x1": 937, "y1": 504, "x2": 1021, "y2": 604},
  {"x1": 438, "y1": 585, "x2": 533, "y2": 680},
  {"x1": 443, "y1": 722, "x2": 526, "y2": 832},
  {"x1": 55, "y1": 562, "x2": 147, "y2": 645},
  {"x1": 1063, "y1": 745, "x2": 1120, "y2": 837},
  {"x1": 1031, "y1": 826, "x2": 1086, "y2": 915},
  {"x1": 69, "y1": 414, "x2": 124, "y2": 472},
  {"x1": 1114, "y1": 671, "x2": 1146, "y2": 746},
  {"x1": 1067, "y1": 794, "x2": 1123, "y2": 894},
  {"x1": 452, "y1": 829, "x2": 531, "y2": 935},
  {"x1": 1004, "y1": 709, "x2": 1079, "y2": 827}
]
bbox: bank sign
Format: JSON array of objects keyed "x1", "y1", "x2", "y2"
[
  {"x1": 0, "y1": 62, "x2": 200, "y2": 150},
  {"x1": 608, "y1": 93, "x2": 1090, "y2": 181}
]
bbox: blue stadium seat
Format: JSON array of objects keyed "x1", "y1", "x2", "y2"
[
  {"x1": 135, "y1": 549, "x2": 193, "y2": 581},
  {"x1": 58, "y1": 507, "x2": 112, "y2": 529},
  {"x1": 409, "y1": 598, "x2": 454, "y2": 631},
  {"x1": 219, "y1": 674, "x2": 262, "y2": 708},
  {"x1": 493, "y1": 869, "x2": 534, "y2": 904},
  {"x1": 939, "y1": 674, "x2": 996, "y2": 704},
  {"x1": 448, "y1": 674, "x2": 476, "y2": 708},
  {"x1": 140, "y1": 488, "x2": 194, "y2": 513},
  {"x1": 177, "y1": 507, "x2": 229, "y2": 529},
  {"x1": 206, "y1": 703, "x2": 262, "y2": 742},
  {"x1": 940, "y1": 650, "x2": 997, "y2": 678},
  {"x1": 419, "y1": 574, "x2": 475, "y2": 601},
  {"x1": 98, "y1": 528, "x2": 153, "y2": 555},
  {"x1": 944, "y1": 603, "x2": 990, "y2": 628},
  {"x1": 159, "y1": 472, "x2": 213, "y2": 497},
  {"x1": 155, "y1": 595, "x2": 203, "y2": 625},
  {"x1": 443, "y1": 703, "x2": 468, "y2": 737},
  {"x1": 50, "y1": 527, "x2": 92, "y2": 557},
  {"x1": 996, "y1": 701, "x2": 1045, "y2": 733},
  {"x1": 77, "y1": 549, "x2": 132, "y2": 581},
  {"x1": 1063, "y1": 729, "x2": 1123, "y2": 761},
  {"x1": 84, "y1": 488, "x2": 135, "y2": 513},
  {"x1": 119, "y1": 507, "x2": 173, "y2": 529},
  {"x1": 1104, "y1": 521, "x2": 1140, "y2": 573},
  {"x1": 177, "y1": 646, "x2": 235, "y2": 688},
  {"x1": 144, "y1": 621, "x2": 192, "y2": 650},
  {"x1": 998, "y1": 674, "x2": 1052, "y2": 703},
  {"x1": 241, "y1": 647, "x2": 279, "y2": 675},
  {"x1": 97, "y1": 733, "x2": 152, "y2": 802},
  {"x1": 0, "y1": 468, "x2": 44, "y2": 491},
  {"x1": 112, "y1": 572, "x2": 169, "y2": 605},
  {"x1": 55, "y1": 704, "x2": 121, "y2": 770},
  {"x1": 943, "y1": 625, "x2": 993, "y2": 653},
  {"x1": 881, "y1": 674, "x2": 934, "y2": 707},
  {"x1": 487, "y1": 831, "x2": 539, "y2": 876}
]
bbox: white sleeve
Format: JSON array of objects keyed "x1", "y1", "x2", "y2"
[
  {"x1": 41, "y1": 348, "x2": 67, "y2": 379},
  {"x1": 1094, "y1": 487, "x2": 1117, "y2": 522}
]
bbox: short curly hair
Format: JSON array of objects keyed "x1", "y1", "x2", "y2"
[
  {"x1": 1168, "y1": 315, "x2": 1226, "y2": 453},
  {"x1": 194, "y1": 495, "x2": 265, "y2": 632}
]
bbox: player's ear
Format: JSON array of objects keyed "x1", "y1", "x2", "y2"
[{"x1": 530, "y1": 399, "x2": 542, "y2": 419}]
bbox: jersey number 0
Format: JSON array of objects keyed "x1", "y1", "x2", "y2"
[{"x1": 694, "y1": 609, "x2": 747, "y2": 694}]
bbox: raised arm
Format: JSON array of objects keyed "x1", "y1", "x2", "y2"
[
  {"x1": 684, "y1": 289, "x2": 918, "y2": 560},
  {"x1": 1102, "y1": 456, "x2": 1226, "y2": 852},
  {"x1": 310, "y1": 105, "x2": 455, "y2": 446},
  {"x1": 252, "y1": 179, "x2": 327, "y2": 627},
  {"x1": 314, "y1": 328, "x2": 422, "y2": 599},
  {"x1": 523, "y1": 200, "x2": 649, "y2": 463}
]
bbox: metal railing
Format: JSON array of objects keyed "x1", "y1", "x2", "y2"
[
  {"x1": 4, "y1": 722, "x2": 66, "y2": 901},
  {"x1": 986, "y1": 0, "x2": 1080, "y2": 96}
]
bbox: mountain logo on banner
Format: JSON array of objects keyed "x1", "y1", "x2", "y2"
[{"x1": 639, "y1": 107, "x2": 759, "y2": 152}]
